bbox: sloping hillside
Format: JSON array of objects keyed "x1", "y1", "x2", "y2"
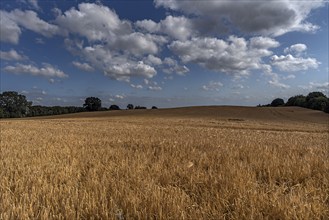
[{"x1": 33, "y1": 106, "x2": 328, "y2": 124}]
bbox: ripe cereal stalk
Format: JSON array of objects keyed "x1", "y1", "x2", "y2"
[{"x1": 0, "y1": 107, "x2": 328, "y2": 219}]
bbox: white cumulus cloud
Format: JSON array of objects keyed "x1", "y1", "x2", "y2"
[
  {"x1": 136, "y1": 15, "x2": 194, "y2": 40},
  {"x1": 66, "y1": 41, "x2": 157, "y2": 81},
  {"x1": 0, "y1": 11, "x2": 21, "y2": 44},
  {"x1": 154, "y1": 0, "x2": 324, "y2": 36},
  {"x1": 3, "y1": 63, "x2": 68, "y2": 78},
  {"x1": 202, "y1": 81, "x2": 223, "y2": 91},
  {"x1": 268, "y1": 79, "x2": 290, "y2": 89},
  {"x1": 56, "y1": 3, "x2": 131, "y2": 41},
  {"x1": 162, "y1": 57, "x2": 189, "y2": 75},
  {"x1": 144, "y1": 54, "x2": 162, "y2": 66},
  {"x1": 112, "y1": 32, "x2": 160, "y2": 55},
  {"x1": 284, "y1": 43, "x2": 307, "y2": 56},
  {"x1": 169, "y1": 36, "x2": 279, "y2": 76},
  {"x1": 0, "y1": 9, "x2": 59, "y2": 44},
  {"x1": 130, "y1": 84, "x2": 143, "y2": 89},
  {"x1": 104, "y1": 61, "x2": 156, "y2": 81},
  {"x1": 148, "y1": 86, "x2": 162, "y2": 91},
  {"x1": 0, "y1": 49, "x2": 27, "y2": 61},
  {"x1": 115, "y1": 94, "x2": 125, "y2": 99},
  {"x1": 143, "y1": 80, "x2": 162, "y2": 91},
  {"x1": 56, "y1": 3, "x2": 166, "y2": 56},
  {"x1": 271, "y1": 54, "x2": 320, "y2": 72},
  {"x1": 57, "y1": 3, "x2": 170, "y2": 81},
  {"x1": 27, "y1": 0, "x2": 40, "y2": 10},
  {"x1": 8, "y1": 10, "x2": 58, "y2": 37},
  {"x1": 72, "y1": 61, "x2": 94, "y2": 72},
  {"x1": 309, "y1": 82, "x2": 329, "y2": 90}
]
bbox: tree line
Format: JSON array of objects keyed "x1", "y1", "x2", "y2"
[
  {"x1": 0, "y1": 91, "x2": 157, "y2": 118},
  {"x1": 83, "y1": 97, "x2": 157, "y2": 111},
  {"x1": 1, "y1": 90, "x2": 328, "y2": 118},
  {"x1": 260, "y1": 91, "x2": 329, "y2": 113}
]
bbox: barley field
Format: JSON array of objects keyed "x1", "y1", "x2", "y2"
[{"x1": 0, "y1": 106, "x2": 328, "y2": 219}]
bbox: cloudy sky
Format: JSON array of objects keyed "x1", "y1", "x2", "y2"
[{"x1": 0, "y1": 0, "x2": 328, "y2": 108}]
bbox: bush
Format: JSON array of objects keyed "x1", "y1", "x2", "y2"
[
  {"x1": 135, "y1": 106, "x2": 147, "y2": 109},
  {"x1": 306, "y1": 92, "x2": 327, "y2": 108},
  {"x1": 324, "y1": 104, "x2": 329, "y2": 114},
  {"x1": 308, "y1": 97, "x2": 329, "y2": 111},
  {"x1": 152, "y1": 106, "x2": 158, "y2": 109},
  {"x1": 109, "y1": 105, "x2": 120, "y2": 110},
  {"x1": 286, "y1": 95, "x2": 306, "y2": 107},
  {"x1": 271, "y1": 98, "x2": 285, "y2": 107},
  {"x1": 0, "y1": 108, "x2": 4, "y2": 118}
]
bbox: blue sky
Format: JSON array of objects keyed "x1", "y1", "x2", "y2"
[{"x1": 0, "y1": 0, "x2": 328, "y2": 108}]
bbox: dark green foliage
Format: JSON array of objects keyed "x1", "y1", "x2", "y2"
[
  {"x1": 0, "y1": 90, "x2": 86, "y2": 118},
  {"x1": 308, "y1": 96, "x2": 329, "y2": 111},
  {"x1": 152, "y1": 106, "x2": 158, "y2": 109},
  {"x1": 109, "y1": 105, "x2": 120, "y2": 110},
  {"x1": 83, "y1": 97, "x2": 102, "y2": 111},
  {"x1": 127, "y1": 104, "x2": 134, "y2": 110},
  {"x1": 271, "y1": 98, "x2": 285, "y2": 107},
  {"x1": 305, "y1": 92, "x2": 326, "y2": 103},
  {"x1": 66, "y1": 106, "x2": 85, "y2": 114},
  {"x1": 0, "y1": 108, "x2": 4, "y2": 118},
  {"x1": 324, "y1": 104, "x2": 329, "y2": 114},
  {"x1": 263, "y1": 91, "x2": 329, "y2": 114},
  {"x1": 305, "y1": 92, "x2": 328, "y2": 111},
  {"x1": 0, "y1": 91, "x2": 32, "y2": 118},
  {"x1": 28, "y1": 105, "x2": 85, "y2": 117},
  {"x1": 286, "y1": 95, "x2": 306, "y2": 107},
  {"x1": 135, "y1": 106, "x2": 147, "y2": 109}
]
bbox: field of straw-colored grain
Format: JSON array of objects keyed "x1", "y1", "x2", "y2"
[{"x1": 0, "y1": 107, "x2": 328, "y2": 219}]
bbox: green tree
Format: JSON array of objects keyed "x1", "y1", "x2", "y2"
[
  {"x1": 0, "y1": 91, "x2": 32, "y2": 118},
  {"x1": 324, "y1": 104, "x2": 329, "y2": 114},
  {"x1": 306, "y1": 92, "x2": 327, "y2": 108},
  {"x1": 83, "y1": 97, "x2": 102, "y2": 111},
  {"x1": 135, "y1": 106, "x2": 147, "y2": 109},
  {"x1": 109, "y1": 105, "x2": 120, "y2": 110},
  {"x1": 306, "y1": 91, "x2": 326, "y2": 102},
  {"x1": 308, "y1": 96, "x2": 329, "y2": 111},
  {"x1": 127, "y1": 104, "x2": 134, "y2": 110},
  {"x1": 0, "y1": 108, "x2": 4, "y2": 118},
  {"x1": 271, "y1": 98, "x2": 285, "y2": 107},
  {"x1": 286, "y1": 95, "x2": 306, "y2": 107}
]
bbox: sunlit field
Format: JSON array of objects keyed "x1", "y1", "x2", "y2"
[{"x1": 0, "y1": 107, "x2": 328, "y2": 219}]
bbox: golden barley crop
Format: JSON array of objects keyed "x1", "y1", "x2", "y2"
[{"x1": 0, "y1": 107, "x2": 328, "y2": 219}]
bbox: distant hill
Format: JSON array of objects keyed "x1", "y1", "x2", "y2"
[{"x1": 28, "y1": 106, "x2": 328, "y2": 125}]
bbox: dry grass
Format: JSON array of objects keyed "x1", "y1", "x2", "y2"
[{"x1": 0, "y1": 107, "x2": 328, "y2": 219}]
